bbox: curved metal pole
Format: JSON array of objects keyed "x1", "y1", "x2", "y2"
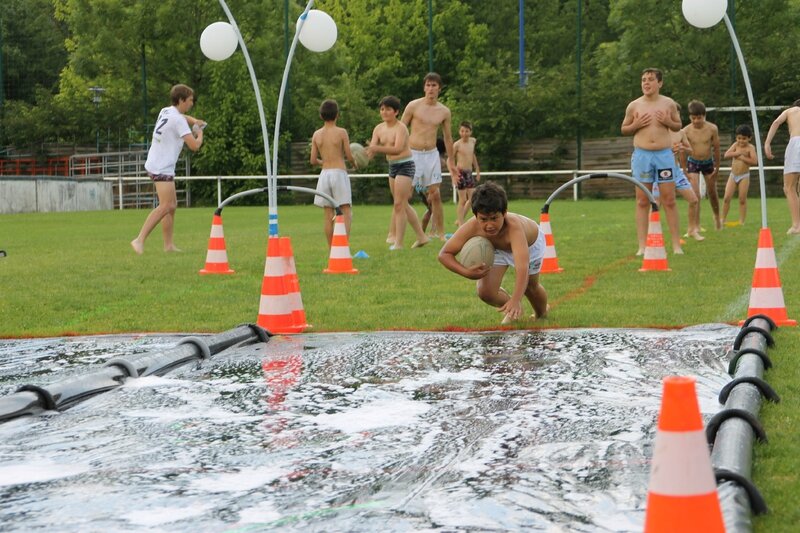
[
  {"x1": 217, "y1": 0, "x2": 272, "y2": 181},
  {"x1": 271, "y1": 0, "x2": 315, "y2": 237},
  {"x1": 215, "y1": 185, "x2": 340, "y2": 215},
  {"x1": 723, "y1": 13, "x2": 767, "y2": 228},
  {"x1": 542, "y1": 172, "x2": 657, "y2": 212}
]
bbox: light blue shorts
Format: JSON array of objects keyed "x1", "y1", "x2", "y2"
[
  {"x1": 492, "y1": 229, "x2": 546, "y2": 275},
  {"x1": 631, "y1": 147, "x2": 675, "y2": 184}
]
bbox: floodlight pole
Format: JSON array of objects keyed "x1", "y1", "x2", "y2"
[{"x1": 723, "y1": 13, "x2": 767, "y2": 228}]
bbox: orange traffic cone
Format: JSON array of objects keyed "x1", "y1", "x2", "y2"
[
  {"x1": 323, "y1": 214, "x2": 358, "y2": 274},
  {"x1": 280, "y1": 236, "x2": 310, "y2": 333},
  {"x1": 256, "y1": 236, "x2": 295, "y2": 333},
  {"x1": 639, "y1": 210, "x2": 670, "y2": 271},
  {"x1": 539, "y1": 212, "x2": 564, "y2": 273},
  {"x1": 742, "y1": 227, "x2": 796, "y2": 326},
  {"x1": 199, "y1": 213, "x2": 235, "y2": 274},
  {"x1": 644, "y1": 376, "x2": 725, "y2": 533}
]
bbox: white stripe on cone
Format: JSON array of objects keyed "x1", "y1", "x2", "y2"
[
  {"x1": 264, "y1": 256, "x2": 285, "y2": 275},
  {"x1": 258, "y1": 294, "x2": 292, "y2": 315},
  {"x1": 749, "y1": 287, "x2": 787, "y2": 308},
  {"x1": 205, "y1": 250, "x2": 229, "y2": 263},
  {"x1": 210, "y1": 224, "x2": 225, "y2": 238},
  {"x1": 755, "y1": 248, "x2": 778, "y2": 268},
  {"x1": 647, "y1": 431, "x2": 718, "y2": 496},
  {"x1": 329, "y1": 248, "x2": 352, "y2": 259}
]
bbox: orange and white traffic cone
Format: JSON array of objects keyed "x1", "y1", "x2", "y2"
[
  {"x1": 741, "y1": 227, "x2": 796, "y2": 326},
  {"x1": 539, "y1": 211, "x2": 564, "y2": 273},
  {"x1": 323, "y1": 214, "x2": 358, "y2": 274},
  {"x1": 199, "y1": 212, "x2": 235, "y2": 274},
  {"x1": 280, "y1": 236, "x2": 310, "y2": 333},
  {"x1": 644, "y1": 376, "x2": 725, "y2": 533},
  {"x1": 256, "y1": 236, "x2": 295, "y2": 334},
  {"x1": 639, "y1": 210, "x2": 670, "y2": 272}
]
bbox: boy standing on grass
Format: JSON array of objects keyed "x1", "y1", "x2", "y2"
[
  {"x1": 438, "y1": 181, "x2": 548, "y2": 324},
  {"x1": 621, "y1": 67, "x2": 683, "y2": 255},
  {"x1": 310, "y1": 99, "x2": 356, "y2": 247},
  {"x1": 367, "y1": 96, "x2": 429, "y2": 250},
  {"x1": 683, "y1": 99, "x2": 722, "y2": 230},
  {"x1": 454, "y1": 121, "x2": 481, "y2": 227},
  {"x1": 721, "y1": 124, "x2": 757, "y2": 227},
  {"x1": 131, "y1": 84, "x2": 204, "y2": 254},
  {"x1": 764, "y1": 99, "x2": 800, "y2": 234}
]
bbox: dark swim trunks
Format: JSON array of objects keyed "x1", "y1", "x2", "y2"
[
  {"x1": 456, "y1": 169, "x2": 476, "y2": 190},
  {"x1": 148, "y1": 172, "x2": 175, "y2": 182},
  {"x1": 388, "y1": 159, "x2": 415, "y2": 179},
  {"x1": 687, "y1": 157, "x2": 715, "y2": 175}
]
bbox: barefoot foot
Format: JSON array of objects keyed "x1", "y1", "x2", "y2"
[
  {"x1": 411, "y1": 238, "x2": 430, "y2": 249},
  {"x1": 131, "y1": 239, "x2": 144, "y2": 255}
]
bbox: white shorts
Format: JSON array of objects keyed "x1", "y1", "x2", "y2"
[
  {"x1": 492, "y1": 228, "x2": 546, "y2": 275},
  {"x1": 784, "y1": 137, "x2": 800, "y2": 174},
  {"x1": 313, "y1": 169, "x2": 352, "y2": 208},
  {"x1": 411, "y1": 149, "x2": 442, "y2": 191}
]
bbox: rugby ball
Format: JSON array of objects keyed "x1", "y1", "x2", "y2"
[
  {"x1": 350, "y1": 142, "x2": 369, "y2": 169},
  {"x1": 458, "y1": 236, "x2": 494, "y2": 268}
]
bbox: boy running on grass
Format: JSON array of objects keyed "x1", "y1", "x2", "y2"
[
  {"x1": 721, "y1": 124, "x2": 757, "y2": 227},
  {"x1": 438, "y1": 181, "x2": 548, "y2": 324},
  {"x1": 683, "y1": 99, "x2": 722, "y2": 230},
  {"x1": 454, "y1": 121, "x2": 481, "y2": 227}
]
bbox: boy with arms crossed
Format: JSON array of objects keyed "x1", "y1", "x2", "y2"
[
  {"x1": 621, "y1": 68, "x2": 684, "y2": 255},
  {"x1": 439, "y1": 182, "x2": 548, "y2": 324},
  {"x1": 721, "y1": 124, "x2": 757, "y2": 227},
  {"x1": 310, "y1": 99, "x2": 356, "y2": 246},
  {"x1": 454, "y1": 121, "x2": 481, "y2": 227}
]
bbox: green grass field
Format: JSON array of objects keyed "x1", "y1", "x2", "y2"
[{"x1": 1, "y1": 198, "x2": 798, "y2": 530}]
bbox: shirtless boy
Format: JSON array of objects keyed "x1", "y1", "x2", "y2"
[
  {"x1": 621, "y1": 68, "x2": 683, "y2": 254},
  {"x1": 310, "y1": 99, "x2": 356, "y2": 246},
  {"x1": 439, "y1": 182, "x2": 548, "y2": 324},
  {"x1": 453, "y1": 121, "x2": 481, "y2": 227},
  {"x1": 765, "y1": 99, "x2": 800, "y2": 234},
  {"x1": 683, "y1": 100, "x2": 721, "y2": 230},
  {"x1": 722, "y1": 124, "x2": 757, "y2": 227},
  {"x1": 402, "y1": 72, "x2": 458, "y2": 240},
  {"x1": 367, "y1": 96, "x2": 429, "y2": 250}
]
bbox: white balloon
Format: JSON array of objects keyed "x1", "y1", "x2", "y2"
[
  {"x1": 681, "y1": 0, "x2": 727, "y2": 29},
  {"x1": 200, "y1": 22, "x2": 238, "y2": 61},
  {"x1": 298, "y1": 10, "x2": 338, "y2": 53}
]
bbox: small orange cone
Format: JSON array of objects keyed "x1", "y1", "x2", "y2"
[
  {"x1": 639, "y1": 210, "x2": 670, "y2": 271},
  {"x1": 539, "y1": 212, "x2": 564, "y2": 273},
  {"x1": 741, "y1": 227, "x2": 796, "y2": 326},
  {"x1": 199, "y1": 213, "x2": 235, "y2": 274},
  {"x1": 280, "y1": 236, "x2": 310, "y2": 333},
  {"x1": 323, "y1": 214, "x2": 358, "y2": 274},
  {"x1": 256, "y1": 236, "x2": 295, "y2": 333},
  {"x1": 644, "y1": 376, "x2": 725, "y2": 533}
]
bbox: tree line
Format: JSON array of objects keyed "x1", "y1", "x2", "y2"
[{"x1": 2, "y1": 0, "x2": 799, "y2": 203}]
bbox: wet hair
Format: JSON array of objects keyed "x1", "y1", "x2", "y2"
[
  {"x1": 735, "y1": 124, "x2": 753, "y2": 138},
  {"x1": 170, "y1": 84, "x2": 194, "y2": 105},
  {"x1": 319, "y1": 99, "x2": 339, "y2": 121},
  {"x1": 379, "y1": 95, "x2": 401, "y2": 112},
  {"x1": 471, "y1": 181, "x2": 507, "y2": 215},
  {"x1": 687, "y1": 99, "x2": 706, "y2": 116},
  {"x1": 641, "y1": 68, "x2": 662, "y2": 82},
  {"x1": 460, "y1": 121, "x2": 473, "y2": 130},
  {"x1": 424, "y1": 72, "x2": 442, "y2": 86}
]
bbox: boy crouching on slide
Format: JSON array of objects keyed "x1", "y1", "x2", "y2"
[{"x1": 438, "y1": 181, "x2": 549, "y2": 323}]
